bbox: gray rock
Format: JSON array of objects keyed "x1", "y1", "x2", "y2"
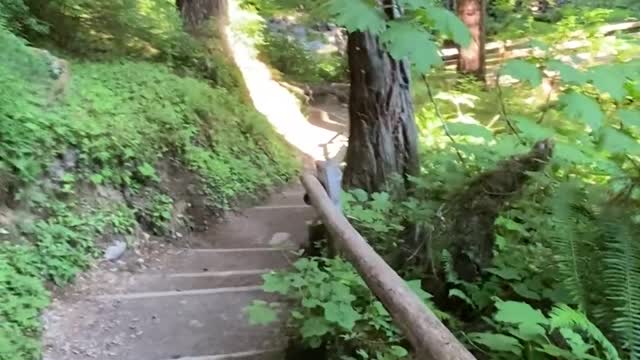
[
  {"x1": 62, "y1": 149, "x2": 78, "y2": 169},
  {"x1": 105, "y1": 239, "x2": 127, "y2": 261}
]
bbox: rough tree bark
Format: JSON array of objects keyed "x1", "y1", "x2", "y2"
[
  {"x1": 177, "y1": 0, "x2": 228, "y2": 30},
  {"x1": 343, "y1": 0, "x2": 419, "y2": 194},
  {"x1": 456, "y1": 0, "x2": 486, "y2": 80},
  {"x1": 444, "y1": 139, "x2": 554, "y2": 282}
]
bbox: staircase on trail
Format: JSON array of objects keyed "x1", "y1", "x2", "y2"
[{"x1": 42, "y1": 185, "x2": 316, "y2": 360}]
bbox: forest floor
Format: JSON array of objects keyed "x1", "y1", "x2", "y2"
[{"x1": 40, "y1": 1, "x2": 349, "y2": 359}]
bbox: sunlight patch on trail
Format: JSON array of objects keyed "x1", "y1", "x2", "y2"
[{"x1": 224, "y1": 0, "x2": 347, "y2": 161}]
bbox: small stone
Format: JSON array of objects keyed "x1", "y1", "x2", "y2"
[
  {"x1": 104, "y1": 240, "x2": 127, "y2": 261},
  {"x1": 189, "y1": 319, "x2": 204, "y2": 328},
  {"x1": 269, "y1": 232, "x2": 291, "y2": 246}
]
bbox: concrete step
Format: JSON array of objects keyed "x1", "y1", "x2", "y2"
[
  {"x1": 43, "y1": 290, "x2": 288, "y2": 360},
  {"x1": 163, "y1": 349, "x2": 286, "y2": 359},
  {"x1": 147, "y1": 248, "x2": 298, "y2": 273},
  {"x1": 104, "y1": 269, "x2": 269, "y2": 294},
  {"x1": 260, "y1": 189, "x2": 307, "y2": 207},
  {"x1": 188, "y1": 206, "x2": 316, "y2": 249}
]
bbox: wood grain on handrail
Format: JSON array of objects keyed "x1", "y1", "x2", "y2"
[{"x1": 301, "y1": 173, "x2": 477, "y2": 360}]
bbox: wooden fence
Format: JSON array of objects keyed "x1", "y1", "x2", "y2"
[
  {"x1": 301, "y1": 164, "x2": 477, "y2": 360},
  {"x1": 441, "y1": 21, "x2": 640, "y2": 68}
]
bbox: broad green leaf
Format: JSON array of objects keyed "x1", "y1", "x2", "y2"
[
  {"x1": 397, "y1": 0, "x2": 433, "y2": 10},
  {"x1": 449, "y1": 288, "x2": 476, "y2": 308},
  {"x1": 351, "y1": 189, "x2": 369, "y2": 202},
  {"x1": 486, "y1": 267, "x2": 521, "y2": 280},
  {"x1": 301, "y1": 316, "x2": 331, "y2": 338},
  {"x1": 538, "y1": 344, "x2": 583, "y2": 359},
  {"x1": 262, "y1": 273, "x2": 289, "y2": 294},
  {"x1": 588, "y1": 65, "x2": 628, "y2": 101},
  {"x1": 600, "y1": 127, "x2": 640, "y2": 155},
  {"x1": 406, "y1": 279, "x2": 433, "y2": 302},
  {"x1": 559, "y1": 92, "x2": 604, "y2": 130},
  {"x1": 511, "y1": 283, "x2": 542, "y2": 301},
  {"x1": 302, "y1": 297, "x2": 323, "y2": 308},
  {"x1": 389, "y1": 346, "x2": 409, "y2": 357},
  {"x1": 553, "y1": 142, "x2": 592, "y2": 165},
  {"x1": 427, "y1": 7, "x2": 471, "y2": 47},
  {"x1": 529, "y1": 39, "x2": 550, "y2": 51},
  {"x1": 496, "y1": 216, "x2": 530, "y2": 236},
  {"x1": 500, "y1": 60, "x2": 542, "y2": 87},
  {"x1": 494, "y1": 301, "x2": 548, "y2": 327},
  {"x1": 617, "y1": 109, "x2": 640, "y2": 128},
  {"x1": 446, "y1": 122, "x2": 493, "y2": 140},
  {"x1": 513, "y1": 116, "x2": 554, "y2": 141},
  {"x1": 495, "y1": 301, "x2": 548, "y2": 342},
  {"x1": 491, "y1": 135, "x2": 527, "y2": 157},
  {"x1": 323, "y1": 302, "x2": 361, "y2": 330},
  {"x1": 370, "y1": 192, "x2": 391, "y2": 211},
  {"x1": 89, "y1": 173, "x2": 104, "y2": 185},
  {"x1": 328, "y1": 0, "x2": 386, "y2": 34},
  {"x1": 381, "y1": 20, "x2": 443, "y2": 73},
  {"x1": 546, "y1": 60, "x2": 587, "y2": 85},
  {"x1": 246, "y1": 301, "x2": 277, "y2": 325},
  {"x1": 329, "y1": 282, "x2": 356, "y2": 303},
  {"x1": 512, "y1": 322, "x2": 547, "y2": 341},
  {"x1": 468, "y1": 333, "x2": 523, "y2": 355},
  {"x1": 137, "y1": 162, "x2": 157, "y2": 179}
]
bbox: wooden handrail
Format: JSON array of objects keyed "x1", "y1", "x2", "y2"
[{"x1": 301, "y1": 173, "x2": 477, "y2": 360}]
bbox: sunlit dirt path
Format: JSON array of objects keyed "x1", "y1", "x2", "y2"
[{"x1": 223, "y1": 0, "x2": 348, "y2": 162}]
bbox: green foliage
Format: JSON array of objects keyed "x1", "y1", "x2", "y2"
[
  {"x1": 500, "y1": 59, "x2": 542, "y2": 87},
  {"x1": 247, "y1": 257, "x2": 447, "y2": 359},
  {"x1": 256, "y1": 30, "x2": 347, "y2": 83},
  {"x1": 326, "y1": 0, "x2": 470, "y2": 73},
  {"x1": 0, "y1": 204, "x2": 113, "y2": 359},
  {"x1": 1, "y1": 49, "x2": 296, "y2": 208},
  {"x1": 143, "y1": 193, "x2": 174, "y2": 236},
  {"x1": 0, "y1": 0, "x2": 47, "y2": 34},
  {"x1": 469, "y1": 301, "x2": 620, "y2": 360}
]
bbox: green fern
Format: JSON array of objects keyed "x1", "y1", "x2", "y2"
[
  {"x1": 599, "y1": 213, "x2": 640, "y2": 360},
  {"x1": 548, "y1": 182, "x2": 595, "y2": 312},
  {"x1": 549, "y1": 304, "x2": 621, "y2": 360}
]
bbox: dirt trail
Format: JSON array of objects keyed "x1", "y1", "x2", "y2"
[{"x1": 41, "y1": 1, "x2": 349, "y2": 359}]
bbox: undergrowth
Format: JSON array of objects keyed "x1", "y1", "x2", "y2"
[
  {"x1": 236, "y1": 4, "x2": 348, "y2": 84},
  {"x1": 0, "y1": 3, "x2": 298, "y2": 358}
]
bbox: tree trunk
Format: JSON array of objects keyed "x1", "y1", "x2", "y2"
[
  {"x1": 456, "y1": 0, "x2": 486, "y2": 80},
  {"x1": 177, "y1": 0, "x2": 228, "y2": 30},
  {"x1": 342, "y1": 30, "x2": 419, "y2": 194}
]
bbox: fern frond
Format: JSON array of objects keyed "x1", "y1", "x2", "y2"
[
  {"x1": 599, "y1": 214, "x2": 640, "y2": 360},
  {"x1": 548, "y1": 182, "x2": 595, "y2": 312},
  {"x1": 549, "y1": 304, "x2": 621, "y2": 360}
]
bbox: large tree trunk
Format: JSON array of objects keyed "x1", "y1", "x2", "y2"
[
  {"x1": 343, "y1": 29, "x2": 419, "y2": 194},
  {"x1": 177, "y1": 0, "x2": 228, "y2": 30},
  {"x1": 456, "y1": 0, "x2": 486, "y2": 80}
]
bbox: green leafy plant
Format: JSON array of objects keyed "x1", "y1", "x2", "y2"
[
  {"x1": 247, "y1": 257, "x2": 447, "y2": 360},
  {"x1": 143, "y1": 193, "x2": 174, "y2": 236},
  {"x1": 468, "y1": 301, "x2": 620, "y2": 360}
]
